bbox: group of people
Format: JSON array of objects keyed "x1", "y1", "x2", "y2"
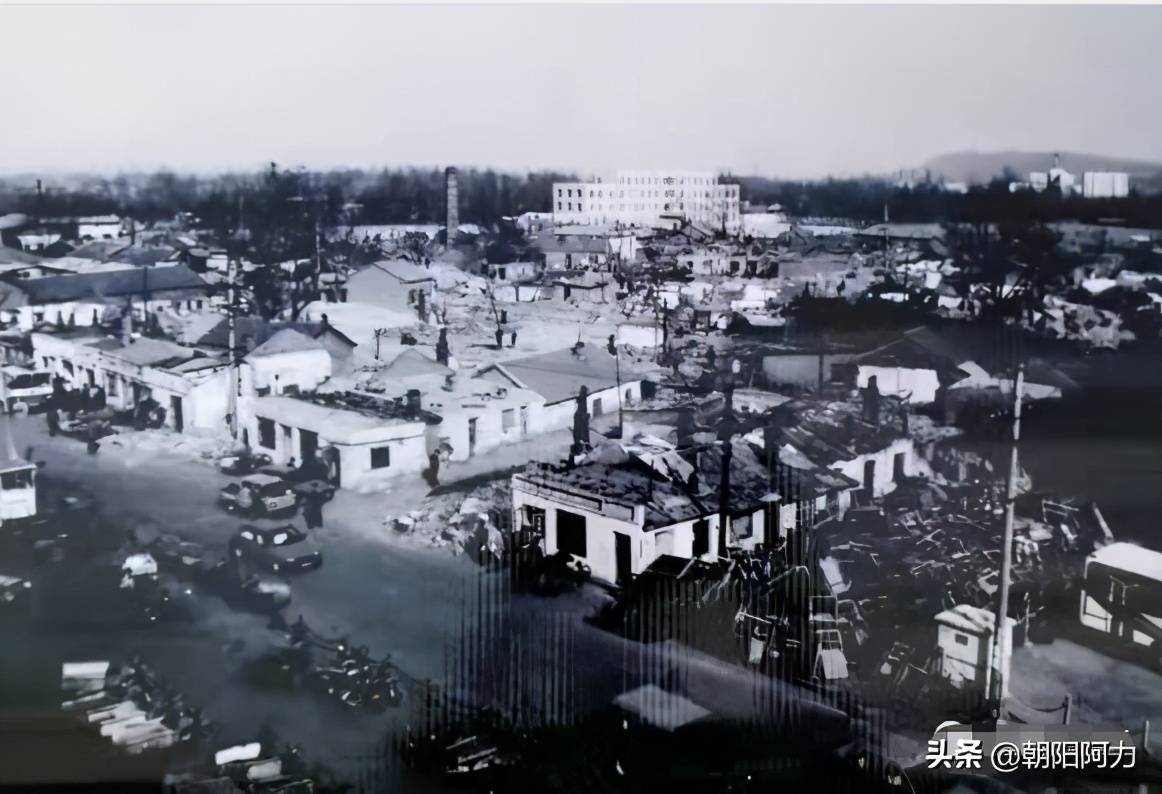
[{"x1": 44, "y1": 381, "x2": 111, "y2": 453}]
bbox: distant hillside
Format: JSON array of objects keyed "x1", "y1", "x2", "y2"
[{"x1": 921, "y1": 150, "x2": 1162, "y2": 185}]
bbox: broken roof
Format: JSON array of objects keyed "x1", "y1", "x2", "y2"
[
  {"x1": 775, "y1": 395, "x2": 910, "y2": 467},
  {"x1": 517, "y1": 460, "x2": 708, "y2": 528},
  {"x1": 517, "y1": 440, "x2": 774, "y2": 529},
  {"x1": 251, "y1": 394, "x2": 428, "y2": 445},
  {"x1": 481, "y1": 346, "x2": 640, "y2": 405}
]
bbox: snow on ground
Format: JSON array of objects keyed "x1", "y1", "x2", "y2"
[{"x1": 301, "y1": 300, "x2": 422, "y2": 357}]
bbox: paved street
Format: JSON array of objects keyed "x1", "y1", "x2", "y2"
[
  {"x1": 6, "y1": 413, "x2": 883, "y2": 783},
  {"x1": 7, "y1": 413, "x2": 497, "y2": 781}
]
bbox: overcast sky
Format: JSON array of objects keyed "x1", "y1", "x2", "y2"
[{"x1": 3, "y1": 4, "x2": 1161, "y2": 179}]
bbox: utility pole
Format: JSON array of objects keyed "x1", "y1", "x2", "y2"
[
  {"x1": 992, "y1": 364, "x2": 1024, "y2": 715},
  {"x1": 227, "y1": 253, "x2": 238, "y2": 441}
]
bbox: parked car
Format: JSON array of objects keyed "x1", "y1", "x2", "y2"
[
  {"x1": 218, "y1": 450, "x2": 273, "y2": 476},
  {"x1": 0, "y1": 573, "x2": 32, "y2": 605},
  {"x1": 218, "y1": 474, "x2": 297, "y2": 516},
  {"x1": 257, "y1": 464, "x2": 336, "y2": 503},
  {"x1": 150, "y1": 534, "x2": 207, "y2": 573},
  {"x1": 202, "y1": 560, "x2": 291, "y2": 614},
  {"x1": 229, "y1": 525, "x2": 323, "y2": 573}
]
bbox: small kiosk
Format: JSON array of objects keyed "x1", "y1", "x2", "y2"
[{"x1": 0, "y1": 457, "x2": 37, "y2": 524}]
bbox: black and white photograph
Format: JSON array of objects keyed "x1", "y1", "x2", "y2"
[{"x1": 2, "y1": 2, "x2": 1162, "y2": 792}]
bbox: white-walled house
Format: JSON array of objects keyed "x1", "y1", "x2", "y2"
[
  {"x1": 0, "y1": 265, "x2": 211, "y2": 332},
  {"x1": 237, "y1": 392, "x2": 432, "y2": 491},
  {"x1": 77, "y1": 215, "x2": 124, "y2": 240},
  {"x1": 511, "y1": 441, "x2": 776, "y2": 586},
  {"x1": 775, "y1": 396, "x2": 921, "y2": 498},
  {"x1": 476, "y1": 346, "x2": 644, "y2": 432},
  {"x1": 513, "y1": 462, "x2": 725, "y2": 586},
  {"x1": 195, "y1": 316, "x2": 357, "y2": 366},
  {"x1": 484, "y1": 261, "x2": 540, "y2": 282},
  {"x1": 343, "y1": 259, "x2": 436, "y2": 316},
  {"x1": 32, "y1": 331, "x2": 230, "y2": 433},
  {"x1": 357, "y1": 349, "x2": 547, "y2": 463},
  {"x1": 240, "y1": 330, "x2": 333, "y2": 397}
]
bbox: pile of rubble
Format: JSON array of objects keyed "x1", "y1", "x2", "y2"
[
  {"x1": 385, "y1": 481, "x2": 511, "y2": 561},
  {"x1": 103, "y1": 428, "x2": 238, "y2": 465},
  {"x1": 818, "y1": 464, "x2": 1112, "y2": 679},
  {"x1": 1030, "y1": 295, "x2": 1135, "y2": 348}
]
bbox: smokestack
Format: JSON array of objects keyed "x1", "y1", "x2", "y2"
[
  {"x1": 121, "y1": 308, "x2": 133, "y2": 345},
  {"x1": 445, "y1": 167, "x2": 459, "y2": 248},
  {"x1": 862, "y1": 376, "x2": 880, "y2": 426}
]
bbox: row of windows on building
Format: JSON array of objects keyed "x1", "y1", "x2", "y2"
[
  {"x1": 558, "y1": 187, "x2": 735, "y2": 200},
  {"x1": 557, "y1": 201, "x2": 736, "y2": 214}
]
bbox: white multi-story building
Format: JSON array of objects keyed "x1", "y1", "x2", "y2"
[
  {"x1": 1082, "y1": 172, "x2": 1130, "y2": 199},
  {"x1": 552, "y1": 170, "x2": 741, "y2": 234}
]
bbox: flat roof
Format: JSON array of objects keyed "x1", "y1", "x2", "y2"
[
  {"x1": 935, "y1": 604, "x2": 997, "y2": 635},
  {"x1": 252, "y1": 395, "x2": 426, "y2": 446},
  {"x1": 1089, "y1": 542, "x2": 1162, "y2": 582}
]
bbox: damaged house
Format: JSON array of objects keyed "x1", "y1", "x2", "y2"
[
  {"x1": 770, "y1": 391, "x2": 922, "y2": 499},
  {"x1": 512, "y1": 439, "x2": 777, "y2": 586},
  {"x1": 840, "y1": 325, "x2": 1077, "y2": 412}
]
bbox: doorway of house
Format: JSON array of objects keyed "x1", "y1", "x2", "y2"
[
  {"x1": 468, "y1": 417, "x2": 477, "y2": 457},
  {"x1": 614, "y1": 532, "x2": 632, "y2": 586},
  {"x1": 300, "y1": 429, "x2": 318, "y2": 464},
  {"x1": 863, "y1": 459, "x2": 876, "y2": 496},
  {"x1": 519, "y1": 405, "x2": 529, "y2": 439},
  {"x1": 170, "y1": 396, "x2": 183, "y2": 433}
]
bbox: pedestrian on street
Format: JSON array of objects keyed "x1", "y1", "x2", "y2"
[
  {"x1": 46, "y1": 405, "x2": 60, "y2": 436},
  {"x1": 510, "y1": 330, "x2": 517, "y2": 347},
  {"x1": 304, "y1": 493, "x2": 323, "y2": 529}
]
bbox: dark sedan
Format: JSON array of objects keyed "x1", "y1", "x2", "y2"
[{"x1": 228, "y1": 525, "x2": 323, "y2": 573}]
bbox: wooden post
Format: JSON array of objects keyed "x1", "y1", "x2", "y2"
[
  {"x1": 992, "y1": 364, "x2": 1024, "y2": 714},
  {"x1": 1062, "y1": 693, "x2": 1072, "y2": 725}
]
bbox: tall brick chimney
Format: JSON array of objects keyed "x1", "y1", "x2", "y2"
[{"x1": 445, "y1": 167, "x2": 459, "y2": 248}]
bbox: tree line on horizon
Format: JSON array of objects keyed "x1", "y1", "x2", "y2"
[{"x1": 2, "y1": 166, "x2": 1161, "y2": 232}]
